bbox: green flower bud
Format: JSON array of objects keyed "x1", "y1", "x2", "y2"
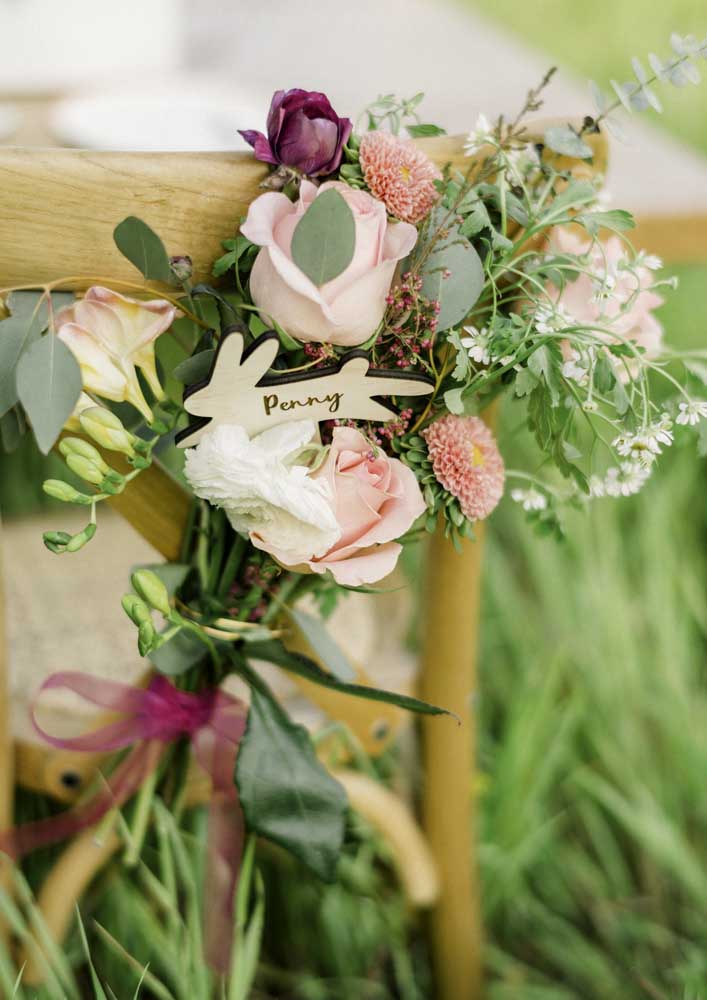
[
  {"x1": 99, "y1": 470, "x2": 126, "y2": 495},
  {"x1": 138, "y1": 620, "x2": 157, "y2": 657},
  {"x1": 42, "y1": 479, "x2": 93, "y2": 504},
  {"x1": 59, "y1": 436, "x2": 110, "y2": 471},
  {"x1": 65, "y1": 522, "x2": 97, "y2": 552},
  {"x1": 131, "y1": 569, "x2": 171, "y2": 616},
  {"x1": 122, "y1": 593, "x2": 153, "y2": 626},
  {"x1": 65, "y1": 454, "x2": 105, "y2": 486},
  {"x1": 43, "y1": 530, "x2": 72, "y2": 554},
  {"x1": 79, "y1": 407, "x2": 135, "y2": 457}
]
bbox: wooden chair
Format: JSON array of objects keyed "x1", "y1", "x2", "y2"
[{"x1": 0, "y1": 129, "x2": 608, "y2": 999}]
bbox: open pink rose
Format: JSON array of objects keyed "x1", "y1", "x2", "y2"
[
  {"x1": 240, "y1": 180, "x2": 417, "y2": 347},
  {"x1": 253, "y1": 427, "x2": 425, "y2": 585}
]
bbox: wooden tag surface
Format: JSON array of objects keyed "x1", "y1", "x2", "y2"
[{"x1": 177, "y1": 329, "x2": 433, "y2": 447}]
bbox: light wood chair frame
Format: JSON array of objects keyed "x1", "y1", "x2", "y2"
[{"x1": 0, "y1": 128, "x2": 615, "y2": 998}]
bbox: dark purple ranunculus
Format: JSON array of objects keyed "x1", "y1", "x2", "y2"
[{"x1": 239, "y1": 89, "x2": 352, "y2": 177}]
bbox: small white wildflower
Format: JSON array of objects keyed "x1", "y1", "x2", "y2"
[
  {"x1": 533, "y1": 302, "x2": 573, "y2": 335},
  {"x1": 589, "y1": 475, "x2": 606, "y2": 498},
  {"x1": 561, "y1": 354, "x2": 589, "y2": 385},
  {"x1": 511, "y1": 488, "x2": 548, "y2": 512},
  {"x1": 461, "y1": 325, "x2": 492, "y2": 365},
  {"x1": 464, "y1": 113, "x2": 494, "y2": 155},
  {"x1": 612, "y1": 419, "x2": 673, "y2": 465},
  {"x1": 635, "y1": 251, "x2": 663, "y2": 271},
  {"x1": 505, "y1": 144, "x2": 540, "y2": 184},
  {"x1": 603, "y1": 461, "x2": 651, "y2": 497},
  {"x1": 676, "y1": 400, "x2": 707, "y2": 426}
]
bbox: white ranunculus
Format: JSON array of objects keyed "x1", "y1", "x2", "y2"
[{"x1": 183, "y1": 420, "x2": 341, "y2": 564}]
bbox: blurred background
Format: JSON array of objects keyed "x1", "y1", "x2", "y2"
[{"x1": 1, "y1": 1, "x2": 706, "y2": 997}]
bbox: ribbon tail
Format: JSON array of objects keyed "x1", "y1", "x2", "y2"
[
  {"x1": 0, "y1": 742, "x2": 161, "y2": 860},
  {"x1": 204, "y1": 792, "x2": 245, "y2": 974}
]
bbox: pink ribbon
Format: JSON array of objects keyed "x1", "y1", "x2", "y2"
[{"x1": 0, "y1": 672, "x2": 248, "y2": 974}]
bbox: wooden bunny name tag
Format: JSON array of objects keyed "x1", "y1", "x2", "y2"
[{"x1": 176, "y1": 329, "x2": 433, "y2": 447}]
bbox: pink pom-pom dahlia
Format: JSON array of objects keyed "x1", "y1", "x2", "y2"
[
  {"x1": 422, "y1": 415, "x2": 505, "y2": 521},
  {"x1": 359, "y1": 131, "x2": 441, "y2": 224}
]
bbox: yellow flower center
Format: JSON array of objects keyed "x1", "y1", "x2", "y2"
[
  {"x1": 399, "y1": 164, "x2": 411, "y2": 183},
  {"x1": 470, "y1": 443, "x2": 485, "y2": 467}
]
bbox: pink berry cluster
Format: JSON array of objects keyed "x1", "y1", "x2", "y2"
[
  {"x1": 227, "y1": 556, "x2": 281, "y2": 622},
  {"x1": 378, "y1": 271, "x2": 440, "y2": 369}
]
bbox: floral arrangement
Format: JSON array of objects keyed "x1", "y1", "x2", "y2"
[{"x1": 1, "y1": 33, "x2": 707, "y2": 978}]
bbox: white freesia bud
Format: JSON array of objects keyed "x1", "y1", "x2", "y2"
[
  {"x1": 79, "y1": 406, "x2": 135, "y2": 456},
  {"x1": 184, "y1": 420, "x2": 341, "y2": 565}
]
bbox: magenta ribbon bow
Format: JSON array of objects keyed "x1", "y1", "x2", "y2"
[{"x1": 0, "y1": 672, "x2": 248, "y2": 974}]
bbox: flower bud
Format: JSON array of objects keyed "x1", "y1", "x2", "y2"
[
  {"x1": 122, "y1": 593, "x2": 153, "y2": 626},
  {"x1": 138, "y1": 620, "x2": 157, "y2": 656},
  {"x1": 170, "y1": 255, "x2": 193, "y2": 284},
  {"x1": 131, "y1": 569, "x2": 171, "y2": 617},
  {"x1": 79, "y1": 407, "x2": 135, "y2": 457},
  {"x1": 42, "y1": 479, "x2": 93, "y2": 505},
  {"x1": 99, "y1": 470, "x2": 126, "y2": 495},
  {"x1": 65, "y1": 454, "x2": 106, "y2": 486},
  {"x1": 59, "y1": 436, "x2": 110, "y2": 471},
  {"x1": 65, "y1": 522, "x2": 97, "y2": 552},
  {"x1": 43, "y1": 530, "x2": 72, "y2": 554}
]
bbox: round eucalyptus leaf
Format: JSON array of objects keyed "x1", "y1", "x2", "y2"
[{"x1": 291, "y1": 188, "x2": 356, "y2": 287}]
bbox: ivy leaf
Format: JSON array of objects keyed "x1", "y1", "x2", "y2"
[
  {"x1": 528, "y1": 343, "x2": 562, "y2": 406},
  {"x1": 236, "y1": 675, "x2": 347, "y2": 881},
  {"x1": 16, "y1": 334, "x2": 82, "y2": 454},
  {"x1": 248, "y1": 640, "x2": 454, "y2": 717},
  {"x1": 291, "y1": 189, "x2": 356, "y2": 287},
  {"x1": 544, "y1": 125, "x2": 593, "y2": 160},
  {"x1": 513, "y1": 367, "x2": 538, "y2": 398},
  {"x1": 419, "y1": 210, "x2": 484, "y2": 333},
  {"x1": 113, "y1": 216, "x2": 172, "y2": 283},
  {"x1": 285, "y1": 606, "x2": 355, "y2": 682}
]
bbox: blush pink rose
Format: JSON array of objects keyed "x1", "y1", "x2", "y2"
[
  {"x1": 549, "y1": 229, "x2": 664, "y2": 363},
  {"x1": 253, "y1": 427, "x2": 425, "y2": 585},
  {"x1": 240, "y1": 180, "x2": 417, "y2": 347}
]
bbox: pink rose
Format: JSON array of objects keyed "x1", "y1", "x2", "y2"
[
  {"x1": 550, "y1": 229, "x2": 664, "y2": 364},
  {"x1": 240, "y1": 180, "x2": 417, "y2": 347},
  {"x1": 253, "y1": 427, "x2": 425, "y2": 585}
]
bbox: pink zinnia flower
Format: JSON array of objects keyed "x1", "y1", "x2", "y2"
[
  {"x1": 359, "y1": 131, "x2": 441, "y2": 224},
  {"x1": 422, "y1": 415, "x2": 505, "y2": 521}
]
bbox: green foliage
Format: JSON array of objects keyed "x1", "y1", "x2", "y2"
[
  {"x1": 113, "y1": 216, "x2": 173, "y2": 283},
  {"x1": 236, "y1": 672, "x2": 348, "y2": 882},
  {"x1": 543, "y1": 124, "x2": 594, "y2": 159},
  {"x1": 418, "y1": 209, "x2": 485, "y2": 332},
  {"x1": 291, "y1": 188, "x2": 356, "y2": 287},
  {"x1": 15, "y1": 333, "x2": 82, "y2": 454}
]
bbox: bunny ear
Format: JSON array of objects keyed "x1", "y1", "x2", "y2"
[
  {"x1": 372, "y1": 372, "x2": 435, "y2": 398},
  {"x1": 211, "y1": 328, "x2": 246, "y2": 380},
  {"x1": 241, "y1": 331, "x2": 280, "y2": 381}
]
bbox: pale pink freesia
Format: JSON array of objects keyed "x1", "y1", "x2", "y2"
[
  {"x1": 57, "y1": 287, "x2": 179, "y2": 422},
  {"x1": 253, "y1": 426, "x2": 425, "y2": 585},
  {"x1": 241, "y1": 180, "x2": 417, "y2": 347},
  {"x1": 549, "y1": 229, "x2": 664, "y2": 365}
]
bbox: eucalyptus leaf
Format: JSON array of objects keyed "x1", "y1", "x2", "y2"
[
  {"x1": 444, "y1": 387, "x2": 465, "y2": 415},
  {"x1": 0, "y1": 406, "x2": 27, "y2": 453},
  {"x1": 419, "y1": 209, "x2": 484, "y2": 333},
  {"x1": 544, "y1": 125, "x2": 593, "y2": 160},
  {"x1": 172, "y1": 349, "x2": 216, "y2": 385},
  {"x1": 0, "y1": 302, "x2": 44, "y2": 417},
  {"x1": 406, "y1": 123, "x2": 446, "y2": 138},
  {"x1": 149, "y1": 628, "x2": 205, "y2": 676},
  {"x1": 248, "y1": 639, "x2": 453, "y2": 717},
  {"x1": 113, "y1": 216, "x2": 172, "y2": 283},
  {"x1": 236, "y1": 676, "x2": 347, "y2": 881},
  {"x1": 291, "y1": 189, "x2": 356, "y2": 287},
  {"x1": 16, "y1": 334, "x2": 82, "y2": 454},
  {"x1": 285, "y1": 606, "x2": 356, "y2": 682}
]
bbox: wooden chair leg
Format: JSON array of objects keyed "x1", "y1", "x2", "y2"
[
  {"x1": 0, "y1": 517, "x2": 15, "y2": 951},
  {"x1": 420, "y1": 523, "x2": 487, "y2": 1000}
]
